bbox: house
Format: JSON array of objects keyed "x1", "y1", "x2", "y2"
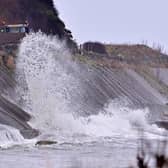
[
  {"x1": 0, "y1": 22, "x2": 29, "y2": 45},
  {"x1": 0, "y1": 23, "x2": 29, "y2": 33}
]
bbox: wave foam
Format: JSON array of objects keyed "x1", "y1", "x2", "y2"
[{"x1": 14, "y1": 32, "x2": 166, "y2": 144}]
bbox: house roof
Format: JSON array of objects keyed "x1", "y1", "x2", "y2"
[
  {"x1": 6, "y1": 24, "x2": 28, "y2": 27},
  {"x1": 0, "y1": 24, "x2": 28, "y2": 29}
]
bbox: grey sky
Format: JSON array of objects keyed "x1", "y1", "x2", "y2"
[{"x1": 54, "y1": 0, "x2": 168, "y2": 51}]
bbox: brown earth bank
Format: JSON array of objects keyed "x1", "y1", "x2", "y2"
[{"x1": 80, "y1": 42, "x2": 168, "y2": 68}]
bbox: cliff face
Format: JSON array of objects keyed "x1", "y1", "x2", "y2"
[{"x1": 0, "y1": 0, "x2": 75, "y2": 47}]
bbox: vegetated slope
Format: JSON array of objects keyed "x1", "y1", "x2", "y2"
[
  {"x1": 0, "y1": 0, "x2": 76, "y2": 48},
  {"x1": 105, "y1": 44, "x2": 167, "y2": 58},
  {"x1": 82, "y1": 42, "x2": 168, "y2": 66}
]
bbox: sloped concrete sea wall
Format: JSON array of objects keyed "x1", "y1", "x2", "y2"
[{"x1": 0, "y1": 66, "x2": 38, "y2": 139}]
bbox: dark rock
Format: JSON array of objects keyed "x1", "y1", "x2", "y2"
[
  {"x1": 36, "y1": 140, "x2": 57, "y2": 146},
  {"x1": 155, "y1": 121, "x2": 168, "y2": 130}
]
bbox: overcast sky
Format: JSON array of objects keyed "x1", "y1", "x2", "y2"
[{"x1": 54, "y1": 0, "x2": 168, "y2": 51}]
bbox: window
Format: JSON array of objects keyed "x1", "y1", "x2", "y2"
[
  {"x1": 0, "y1": 25, "x2": 29, "y2": 33},
  {"x1": 20, "y1": 27, "x2": 26, "y2": 33},
  {"x1": 9, "y1": 27, "x2": 20, "y2": 33}
]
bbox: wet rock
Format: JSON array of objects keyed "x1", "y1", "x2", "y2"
[
  {"x1": 0, "y1": 45, "x2": 17, "y2": 69},
  {"x1": 36, "y1": 140, "x2": 57, "y2": 146},
  {"x1": 155, "y1": 121, "x2": 168, "y2": 130},
  {"x1": 6, "y1": 55, "x2": 15, "y2": 69}
]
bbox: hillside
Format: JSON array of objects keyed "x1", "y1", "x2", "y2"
[
  {"x1": 106, "y1": 44, "x2": 166, "y2": 58},
  {"x1": 0, "y1": 0, "x2": 76, "y2": 47},
  {"x1": 80, "y1": 42, "x2": 168, "y2": 68}
]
